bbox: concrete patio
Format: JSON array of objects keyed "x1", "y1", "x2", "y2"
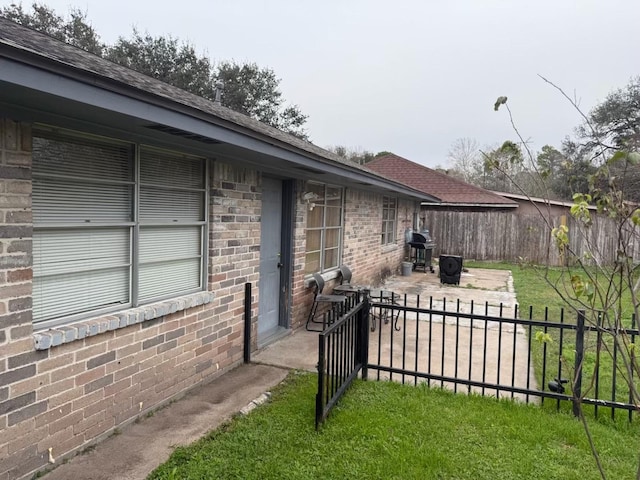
[{"x1": 254, "y1": 267, "x2": 538, "y2": 400}]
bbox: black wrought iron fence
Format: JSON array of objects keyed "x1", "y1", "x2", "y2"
[
  {"x1": 368, "y1": 295, "x2": 640, "y2": 421},
  {"x1": 315, "y1": 293, "x2": 369, "y2": 429}
]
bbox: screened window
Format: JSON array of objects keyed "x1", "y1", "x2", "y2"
[
  {"x1": 304, "y1": 183, "x2": 344, "y2": 274},
  {"x1": 381, "y1": 196, "x2": 397, "y2": 245},
  {"x1": 32, "y1": 129, "x2": 207, "y2": 328}
]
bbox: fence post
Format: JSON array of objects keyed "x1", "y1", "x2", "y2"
[
  {"x1": 360, "y1": 292, "x2": 370, "y2": 380},
  {"x1": 316, "y1": 332, "x2": 325, "y2": 429},
  {"x1": 573, "y1": 310, "x2": 585, "y2": 417},
  {"x1": 244, "y1": 282, "x2": 252, "y2": 364}
]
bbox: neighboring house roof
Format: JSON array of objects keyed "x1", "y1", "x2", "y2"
[
  {"x1": 367, "y1": 154, "x2": 518, "y2": 207},
  {"x1": 493, "y1": 191, "x2": 598, "y2": 210},
  {"x1": 0, "y1": 18, "x2": 438, "y2": 202}
]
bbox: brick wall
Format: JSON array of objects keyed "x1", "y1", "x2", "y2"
[
  {"x1": 209, "y1": 161, "x2": 261, "y2": 352},
  {"x1": 0, "y1": 119, "x2": 36, "y2": 479},
  {"x1": 343, "y1": 190, "x2": 414, "y2": 285},
  {"x1": 0, "y1": 123, "x2": 255, "y2": 480},
  {"x1": 290, "y1": 180, "x2": 310, "y2": 328},
  {"x1": 289, "y1": 183, "x2": 417, "y2": 328}
]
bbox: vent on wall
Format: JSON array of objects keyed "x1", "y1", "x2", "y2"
[{"x1": 144, "y1": 124, "x2": 222, "y2": 145}]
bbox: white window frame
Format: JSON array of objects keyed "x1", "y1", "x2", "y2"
[
  {"x1": 381, "y1": 196, "x2": 397, "y2": 245},
  {"x1": 32, "y1": 126, "x2": 209, "y2": 329},
  {"x1": 304, "y1": 182, "x2": 345, "y2": 275}
]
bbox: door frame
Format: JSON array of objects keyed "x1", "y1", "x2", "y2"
[
  {"x1": 257, "y1": 176, "x2": 294, "y2": 344},
  {"x1": 278, "y1": 179, "x2": 295, "y2": 328}
]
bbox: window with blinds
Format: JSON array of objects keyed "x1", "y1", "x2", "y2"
[
  {"x1": 32, "y1": 129, "x2": 207, "y2": 328},
  {"x1": 381, "y1": 196, "x2": 397, "y2": 245},
  {"x1": 304, "y1": 182, "x2": 344, "y2": 274}
]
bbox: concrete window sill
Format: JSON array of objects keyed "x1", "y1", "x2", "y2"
[
  {"x1": 381, "y1": 243, "x2": 400, "y2": 254},
  {"x1": 303, "y1": 269, "x2": 340, "y2": 288},
  {"x1": 33, "y1": 291, "x2": 215, "y2": 351}
]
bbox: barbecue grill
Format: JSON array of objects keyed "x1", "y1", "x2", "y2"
[{"x1": 408, "y1": 230, "x2": 436, "y2": 273}]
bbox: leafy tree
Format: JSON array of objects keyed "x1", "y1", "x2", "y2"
[
  {"x1": 375, "y1": 150, "x2": 392, "y2": 158},
  {"x1": 0, "y1": 2, "x2": 103, "y2": 54},
  {"x1": 215, "y1": 61, "x2": 307, "y2": 138},
  {"x1": 447, "y1": 138, "x2": 538, "y2": 194},
  {"x1": 493, "y1": 80, "x2": 640, "y2": 479},
  {"x1": 479, "y1": 140, "x2": 525, "y2": 193},
  {"x1": 106, "y1": 31, "x2": 215, "y2": 100},
  {"x1": 536, "y1": 142, "x2": 596, "y2": 200},
  {"x1": 573, "y1": 77, "x2": 640, "y2": 201},
  {"x1": 1, "y1": 3, "x2": 308, "y2": 138},
  {"x1": 536, "y1": 144, "x2": 566, "y2": 197},
  {"x1": 581, "y1": 76, "x2": 640, "y2": 152}
]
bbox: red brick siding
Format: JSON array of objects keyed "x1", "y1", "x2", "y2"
[
  {"x1": 0, "y1": 123, "x2": 255, "y2": 480},
  {"x1": 343, "y1": 191, "x2": 414, "y2": 286},
  {"x1": 209, "y1": 162, "x2": 261, "y2": 352},
  {"x1": 289, "y1": 182, "x2": 417, "y2": 328}
]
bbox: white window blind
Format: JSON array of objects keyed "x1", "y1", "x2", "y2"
[
  {"x1": 32, "y1": 129, "x2": 207, "y2": 328},
  {"x1": 138, "y1": 147, "x2": 205, "y2": 302}
]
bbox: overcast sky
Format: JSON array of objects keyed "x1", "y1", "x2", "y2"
[{"x1": 6, "y1": 0, "x2": 639, "y2": 167}]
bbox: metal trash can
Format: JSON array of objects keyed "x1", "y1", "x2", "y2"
[{"x1": 401, "y1": 261, "x2": 413, "y2": 276}]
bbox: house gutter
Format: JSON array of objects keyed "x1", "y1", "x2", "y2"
[{"x1": 421, "y1": 202, "x2": 518, "y2": 208}]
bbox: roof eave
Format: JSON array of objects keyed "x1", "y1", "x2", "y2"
[
  {"x1": 421, "y1": 202, "x2": 519, "y2": 208},
  {"x1": 0, "y1": 42, "x2": 432, "y2": 200}
]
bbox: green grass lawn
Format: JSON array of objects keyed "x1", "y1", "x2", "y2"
[
  {"x1": 148, "y1": 372, "x2": 639, "y2": 480},
  {"x1": 464, "y1": 260, "x2": 637, "y2": 321},
  {"x1": 465, "y1": 261, "x2": 639, "y2": 418}
]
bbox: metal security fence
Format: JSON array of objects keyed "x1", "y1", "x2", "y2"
[
  {"x1": 316, "y1": 293, "x2": 640, "y2": 427},
  {"x1": 315, "y1": 293, "x2": 369, "y2": 429},
  {"x1": 368, "y1": 295, "x2": 640, "y2": 421}
]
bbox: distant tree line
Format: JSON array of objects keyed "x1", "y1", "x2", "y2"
[
  {"x1": 446, "y1": 76, "x2": 640, "y2": 201},
  {"x1": 1, "y1": 2, "x2": 308, "y2": 138},
  {"x1": 325, "y1": 146, "x2": 391, "y2": 165}
]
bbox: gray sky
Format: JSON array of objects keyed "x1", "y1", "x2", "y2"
[{"x1": 7, "y1": 0, "x2": 639, "y2": 167}]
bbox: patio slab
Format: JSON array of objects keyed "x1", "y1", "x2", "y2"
[
  {"x1": 254, "y1": 267, "x2": 538, "y2": 401},
  {"x1": 381, "y1": 267, "x2": 516, "y2": 311}
]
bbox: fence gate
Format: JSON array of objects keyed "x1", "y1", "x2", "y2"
[{"x1": 315, "y1": 294, "x2": 369, "y2": 429}]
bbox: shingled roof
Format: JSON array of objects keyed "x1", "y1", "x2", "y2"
[
  {"x1": 0, "y1": 17, "x2": 436, "y2": 202},
  {"x1": 0, "y1": 18, "x2": 359, "y2": 162},
  {"x1": 367, "y1": 154, "x2": 517, "y2": 207}
]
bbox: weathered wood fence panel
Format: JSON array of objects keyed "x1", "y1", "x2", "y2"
[{"x1": 421, "y1": 210, "x2": 631, "y2": 266}]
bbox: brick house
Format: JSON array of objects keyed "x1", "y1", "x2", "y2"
[
  {"x1": 367, "y1": 154, "x2": 518, "y2": 258},
  {"x1": 0, "y1": 20, "x2": 435, "y2": 479}
]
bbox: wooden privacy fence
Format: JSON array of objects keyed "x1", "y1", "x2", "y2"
[{"x1": 421, "y1": 210, "x2": 635, "y2": 266}]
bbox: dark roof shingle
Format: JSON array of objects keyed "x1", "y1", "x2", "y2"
[
  {"x1": 367, "y1": 154, "x2": 517, "y2": 206},
  {"x1": 0, "y1": 17, "x2": 365, "y2": 172}
]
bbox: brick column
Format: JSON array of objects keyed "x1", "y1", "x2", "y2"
[
  {"x1": 0, "y1": 119, "x2": 41, "y2": 479},
  {"x1": 209, "y1": 161, "x2": 261, "y2": 360}
]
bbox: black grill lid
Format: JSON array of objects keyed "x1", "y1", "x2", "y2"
[{"x1": 411, "y1": 232, "x2": 431, "y2": 243}]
